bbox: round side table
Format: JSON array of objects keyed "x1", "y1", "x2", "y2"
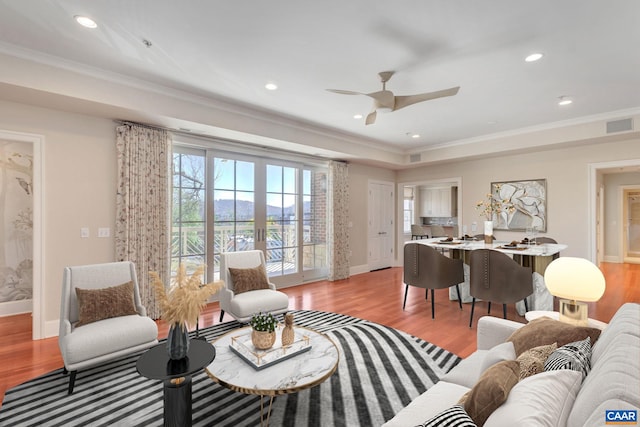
[
  {"x1": 137, "y1": 339, "x2": 215, "y2": 427},
  {"x1": 524, "y1": 310, "x2": 608, "y2": 329}
]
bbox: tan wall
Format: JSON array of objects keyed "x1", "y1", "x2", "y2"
[{"x1": 0, "y1": 99, "x2": 116, "y2": 326}]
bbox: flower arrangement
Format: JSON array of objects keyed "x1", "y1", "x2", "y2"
[
  {"x1": 249, "y1": 311, "x2": 277, "y2": 333},
  {"x1": 475, "y1": 184, "x2": 516, "y2": 221},
  {"x1": 150, "y1": 264, "x2": 223, "y2": 329}
]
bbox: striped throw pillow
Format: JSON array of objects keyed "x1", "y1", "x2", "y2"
[
  {"x1": 416, "y1": 405, "x2": 477, "y2": 427},
  {"x1": 543, "y1": 337, "x2": 592, "y2": 379}
]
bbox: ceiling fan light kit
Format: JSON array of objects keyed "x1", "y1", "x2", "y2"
[{"x1": 327, "y1": 71, "x2": 460, "y2": 125}]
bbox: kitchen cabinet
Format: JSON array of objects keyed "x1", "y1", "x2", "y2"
[{"x1": 420, "y1": 187, "x2": 453, "y2": 217}]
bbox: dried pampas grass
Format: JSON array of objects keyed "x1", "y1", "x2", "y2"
[{"x1": 150, "y1": 264, "x2": 223, "y2": 329}]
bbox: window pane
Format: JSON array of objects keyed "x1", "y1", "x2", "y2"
[
  {"x1": 236, "y1": 161, "x2": 254, "y2": 191},
  {"x1": 283, "y1": 194, "x2": 296, "y2": 220},
  {"x1": 303, "y1": 170, "x2": 311, "y2": 195},
  {"x1": 283, "y1": 167, "x2": 296, "y2": 194},
  {"x1": 214, "y1": 158, "x2": 234, "y2": 190},
  {"x1": 214, "y1": 190, "x2": 235, "y2": 220},
  {"x1": 266, "y1": 165, "x2": 282, "y2": 193}
]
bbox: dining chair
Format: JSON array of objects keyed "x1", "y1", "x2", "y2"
[
  {"x1": 468, "y1": 249, "x2": 533, "y2": 327},
  {"x1": 411, "y1": 224, "x2": 429, "y2": 240},
  {"x1": 532, "y1": 237, "x2": 557, "y2": 244},
  {"x1": 430, "y1": 225, "x2": 447, "y2": 238},
  {"x1": 473, "y1": 233, "x2": 495, "y2": 241},
  {"x1": 403, "y1": 242, "x2": 464, "y2": 318}
]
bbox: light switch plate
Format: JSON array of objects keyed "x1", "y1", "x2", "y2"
[
  {"x1": 81, "y1": 227, "x2": 89, "y2": 238},
  {"x1": 98, "y1": 227, "x2": 110, "y2": 238}
]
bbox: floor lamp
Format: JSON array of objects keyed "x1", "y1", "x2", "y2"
[{"x1": 544, "y1": 257, "x2": 606, "y2": 326}]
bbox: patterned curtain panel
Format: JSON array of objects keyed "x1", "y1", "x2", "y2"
[
  {"x1": 115, "y1": 124, "x2": 172, "y2": 318},
  {"x1": 327, "y1": 161, "x2": 350, "y2": 281}
]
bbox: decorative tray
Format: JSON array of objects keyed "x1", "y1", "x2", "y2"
[
  {"x1": 438, "y1": 241, "x2": 463, "y2": 245},
  {"x1": 498, "y1": 245, "x2": 528, "y2": 251},
  {"x1": 229, "y1": 328, "x2": 312, "y2": 370}
]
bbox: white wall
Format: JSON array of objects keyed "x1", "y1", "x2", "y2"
[{"x1": 398, "y1": 137, "x2": 640, "y2": 259}]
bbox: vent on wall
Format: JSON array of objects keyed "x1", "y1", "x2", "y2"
[
  {"x1": 606, "y1": 118, "x2": 633, "y2": 134},
  {"x1": 409, "y1": 153, "x2": 421, "y2": 163}
]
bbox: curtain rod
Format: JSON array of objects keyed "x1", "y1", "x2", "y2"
[{"x1": 114, "y1": 119, "x2": 346, "y2": 164}]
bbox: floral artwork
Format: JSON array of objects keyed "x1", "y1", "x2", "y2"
[
  {"x1": 490, "y1": 179, "x2": 547, "y2": 231},
  {"x1": 0, "y1": 141, "x2": 33, "y2": 304}
]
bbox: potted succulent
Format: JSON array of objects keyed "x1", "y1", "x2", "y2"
[{"x1": 249, "y1": 311, "x2": 278, "y2": 350}]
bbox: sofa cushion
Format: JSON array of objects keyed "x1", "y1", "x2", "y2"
[
  {"x1": 479, "y1": 342, "x2": 516, "y2": 373},
  {"x1": 417, "y1": 405, "x2": 477, "y2": 427},
  {"x1": 228, "y1": 288, "x2": 289, "y2": 318},
  {"x1": 568, "y1": 332, "x2": 640, "y2": 427},
  {"x1": 462, "y1": 360, "x2": 520, "y2": 427},
  {"x1": 516, "y1": 342, "x2": 557, "y2": 380},
  {"x1": 75, "y1": 281, "x2": 138, "y2": 327},
  {"x1": 382, "y1": 381, "x2": 470, "y2": 427},
  {"x1": 544, "y1": 337, "x2": 592, "y2": 379},
  {"x1": 506, "y1": 316, "x2": 601, "y2": 356},
  {"x1": 228, "y1": 265, "x2": 270, "y2": 294},
  {"x1": 484, "y1": 370, "x2": 582, "y2": 427},
  {"x1": 591, "y1": 302, "x2": 639, "y2": 366}
]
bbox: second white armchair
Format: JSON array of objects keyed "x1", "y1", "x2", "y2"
[{"x1": 219, "y1": 250, "x2": 289, "y2": 323}]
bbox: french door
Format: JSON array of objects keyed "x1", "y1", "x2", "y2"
[{"x1": 172, "y1": 147, "x2": 327, "y2": 286}]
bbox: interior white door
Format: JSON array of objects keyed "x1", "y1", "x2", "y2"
[
  {"x1": 368, "y1": 181, "x2": 394, "y2": 270},
  {"x1": 624, "y1": 188, "x2": 640, "y2": 263}
]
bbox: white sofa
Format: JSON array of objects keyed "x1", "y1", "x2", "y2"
[{"x1": 384, "y1": 303, "x2": 640, "y2": 427}]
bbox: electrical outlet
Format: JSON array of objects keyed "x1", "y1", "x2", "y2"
[{"x1": 98, "y1": 227, "x2": 110, "y2": 238}]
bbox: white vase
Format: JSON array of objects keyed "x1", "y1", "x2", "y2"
[{"x1": 484, "y1": 220, "x2": 494, "y2": 244}]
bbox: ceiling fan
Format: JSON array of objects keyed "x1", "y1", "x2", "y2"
[{"x1": 327, "y1": 71, "x2": 460, "y2": 125}]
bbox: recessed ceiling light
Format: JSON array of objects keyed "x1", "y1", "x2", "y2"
[
  {"x1": 558, "y1": 96, "x2": 573, "y2": 106},
  {"x1": 525, "y1": 53, "x2": 543, "y2": 62},
  {"x1": 353, "y1": 114, "x2": 363, "y2": 119},
  {"x1": 74, "y1": 15, "x2": 97, "y2": 29},
  {"x1": 411, "y1": 134, "x2": 421, "y2": 139},
  {"x1": 265, "y1": 83, "x2": 278, "y2": 91}
]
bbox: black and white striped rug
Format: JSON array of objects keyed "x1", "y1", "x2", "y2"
[{"x1": 0, "y1": 310, "x2": 460, "y2": 427}]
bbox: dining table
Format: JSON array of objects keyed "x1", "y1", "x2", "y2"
[{"x1": 409, "y1": 237, "x2": 568, "y2": 315}]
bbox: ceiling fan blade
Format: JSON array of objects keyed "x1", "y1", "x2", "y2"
[
  {"x1": 393, "y1": 86, "x2": 460, "y2": 111},
  {"x1": 365, "y1": 110, "x2": 377, "y2": 125},
  {"x1": 326, "y1": 89, "x2": 364, "y2": 95}
]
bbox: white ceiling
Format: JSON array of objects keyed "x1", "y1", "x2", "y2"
[{"x1": 0, "y1": 1, "x2": 639, "y2": 165}]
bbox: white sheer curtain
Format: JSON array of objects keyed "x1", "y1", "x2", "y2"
[
  {"x1": 327, "y1": 160, "x2": 350, "y2": 281},
  {"x1": 115, "y1": 124, "x2": 172, "y2": 318}
]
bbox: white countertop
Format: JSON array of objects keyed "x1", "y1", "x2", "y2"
[{"x1": 409, "y1": 237, "x2": 567, "y2": 257}]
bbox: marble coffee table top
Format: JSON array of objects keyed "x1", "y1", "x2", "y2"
[{"x1": 205, "y1": 326, "x2": 339, "y2": 396}]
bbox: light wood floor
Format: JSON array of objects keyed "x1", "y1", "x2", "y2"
[{"x1": 1, "y1": 262, "x2": 638, "y2": 407}]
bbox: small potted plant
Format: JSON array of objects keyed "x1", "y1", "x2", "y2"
[{"x1": 249, "y1": 311, "x2": 277, "y2": 350}]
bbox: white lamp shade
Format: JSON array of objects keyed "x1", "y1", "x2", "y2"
[{"x1": 544, "y1": 257, "x2": 606, "y2": 302}]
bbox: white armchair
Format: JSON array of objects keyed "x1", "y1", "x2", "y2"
[
  {"x1": 219, "y1": 250, "x2": 289, "y2": 323},
  {"x1": 58, "y1": 261, "x2": 158, "y2": 394}
]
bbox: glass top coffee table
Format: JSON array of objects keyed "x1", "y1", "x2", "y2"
[{"x1": 205, "y1": 325, "x2": 339, "y2": 426}]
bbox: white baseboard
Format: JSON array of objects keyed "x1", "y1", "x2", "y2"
[
  {"x1": 603, "y1": 255, "x2": 621, "y2": 263},
  {"x1": 349, "y1": 264, "x2": 371, "y2": 276},
  {"x1": 0, "y1": 299, "x2": 31, "y2": 317},
  {"x1": 44, "y1": 320, "x2": 59, "y2": 338}
]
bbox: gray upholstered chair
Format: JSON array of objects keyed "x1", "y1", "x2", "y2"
[
  {"x1": 430, "y1": 225, "x2": 447, "y2": 238},
  {"x1": 531, "y1": 236, "x2": 557, "y2": 244},
  {"x1": 58, "y1": 261, "x2": 158, "y2": 394},
  {"x1": 219, "y1": 250, "x2": 289, "y2": 323},
  {"x1": 473, "y1": 233, "x2": 495, "y2": 242},
  {"x1": 468, "y1": 249, "x2": 533, "y2": 327},
  {"x1": 410, "y1": 224, "x2": 429, "y2": 240},
  {"x1": 403, "y1": 242, "x2": 464, "y2": 318}
]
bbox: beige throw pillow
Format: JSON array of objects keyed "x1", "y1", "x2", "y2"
[
  {"x1": 75, "y1": 281, "x2": 138, "y2": 327},
  {"x1": 516, "y1": 342, "x2": 557, "y2": 380},
  {"x1": 462, "y1": 360, "x2": 520, "y2": 427},
  {"x1": 229, "y1": 265, "x2": 270, "y2": 294}
]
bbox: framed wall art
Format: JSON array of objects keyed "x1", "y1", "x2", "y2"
[{"x1": 491, "y1": 179, "x2": 547, "y2": 232}]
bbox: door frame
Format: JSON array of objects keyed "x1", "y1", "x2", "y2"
[
  {"x1": 588, "y1": 158, "x2": 640, "y2": 263},
  {"x1": 0, "y1": 129, "x2": 44, "y2": 339},
  {"x1": 621, "y1": 185, "x2": 640, "y2": 263},
  {"x1": 396, "y1": 176, "x2": 462, "y2": 266}
]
